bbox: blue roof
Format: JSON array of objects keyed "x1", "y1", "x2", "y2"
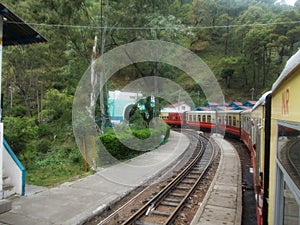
[{"x1": 243, "y1": 100, "x2": 256, "y2": 107}]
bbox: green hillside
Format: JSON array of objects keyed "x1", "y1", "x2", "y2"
[{"x1": 1, "y1": 0, "x2": 300, "y2": 186}]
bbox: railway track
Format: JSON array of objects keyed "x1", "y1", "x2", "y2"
[
  {"x1": 287, "y1": 140, "x2": 300, "y2": 178},
  {"x1": 121, "y1": 132, "x2": 216, "y2": 225},
  {"x1": 286, "y1": 139, "x2": 300, "y2": 190}
]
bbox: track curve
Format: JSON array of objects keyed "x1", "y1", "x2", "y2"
[{"x1": 121, "y1": 133, "x2": 216, "y2": 225}]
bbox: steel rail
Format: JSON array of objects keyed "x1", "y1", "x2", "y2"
[
  {"x1": 287, "y1": 141, "x2": 300, "y2": 178},
  {"x1": 164, "y1": 136, "x2": 215, "y2": 224},
  {"x1": 121, "y1": 134, "x2": 214, "y2": 225},
  {"x1": 95, "y1": 129, "x2": 199, "y2": 225}
]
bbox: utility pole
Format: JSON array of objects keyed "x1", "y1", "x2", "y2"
[
  {"x1": 0, "y1": 15, "x2": 4, "y2": 199},
  {"x1": 250, "y1": 87, "x2": 255, "y2": 100},
  {"x1": 99, "y1": 0, "x2": 109, "y2": 133}
]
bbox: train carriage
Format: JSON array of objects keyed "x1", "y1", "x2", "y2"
[
  {"x1": 185, "y1": 111, "x2": 216, "y2": 131},
  {"x1": 158, "y1": 49, "x2": 300, "y2": 225},
  {"x1": 250, "y1": 91, "x2": 272, "y2": 225},
  {"x1": 269, "y1": 50, "x2": 300, "y2": 225},
  {"x1": 167, "y1": 112, "x2": 184, "y2": 127},
  {"x1": 159, "y1": 112, "x2": 169, "y2": 121},
  {"x1": 217, "y1": 110, "x2": 242, "y2": 137},
  {"x1": 241, "y1": 109, "x2": 252, "y2": 150}
]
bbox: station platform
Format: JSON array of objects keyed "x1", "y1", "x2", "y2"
[
  {"x1": 0, "y1": 131, "x2": 190, "y2": 225},
  {"x1": 192, "y1": 134, "x2": 242, "y2": 225}
]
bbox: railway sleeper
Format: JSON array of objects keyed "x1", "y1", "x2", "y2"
[
  {"x1": 134, "y1": 220, "x2": 160, "y2": 225},
  {"x1": 192, "y1": 166, "x2": 204, "y2": 171},
  {"x1": 191, "y1": 169, "x2": 203, "y2": 174},
  {"x1": 169, "y1": 193, "x2": 185, "y2": 197},
  {"x1": 151, "y1": 210, "x2": 171, "y2": 217},
  {"x1": 176, "y1": 186, "x2": 191, "y2": 190},
  {"x1": 161, "y1": 201, "x2": 179, "y2": 207},
  {"x1": 193, "y1": 164, "x2": 202, "y2": 168},
  {"x1": 197, "y1": 161, "x2": 208, "y2": 165},
  {"x1": 181, "y1": 180, "x2": 195, "y2": 184},
  {"x1": 198, "y1": 161, "x2": 209, "y2": 165},
  {"x1": 164, "y1": 197, "x2": 180, "y2": 203},
  {"x1": 186, "y1": 175, "x2": 198, "y2": 179}
]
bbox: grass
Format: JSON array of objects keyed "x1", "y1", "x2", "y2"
[{"x1": 26, "y1": 163, "x2": 93, "y2": 187}]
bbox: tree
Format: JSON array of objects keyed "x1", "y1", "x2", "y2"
[{"x1": 220, "y1": 68, "x2": 234, "y2": 88}]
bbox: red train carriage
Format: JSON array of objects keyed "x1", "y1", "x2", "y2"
[
  {"x1": 166, "y1": 112, "x2": 184, "y2": 127},
  {"x1": 160, "y1": 112, "x2": 184, "y2": 127}
]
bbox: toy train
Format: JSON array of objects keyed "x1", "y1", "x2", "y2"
[
  {"x1": 160, "y1": 50, "x2": 300, "y2": 225},
  {"x1": 160, "y1": 109, "x2": 244, "y2": 137}
]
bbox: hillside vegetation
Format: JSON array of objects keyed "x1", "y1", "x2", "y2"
[{"x1": 1, "y1": 0, "x2": 300, "y2": 186}]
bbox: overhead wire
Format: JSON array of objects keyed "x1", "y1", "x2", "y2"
[{"x1": 5, "y1": 20, "x2": 300, "y2": 30}]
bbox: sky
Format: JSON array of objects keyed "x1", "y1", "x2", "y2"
[{"x1": 282, "y1": 0, "x2": 297, "y2": 5}]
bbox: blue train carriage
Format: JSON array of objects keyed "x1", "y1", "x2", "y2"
[
  {"x1": 269, "y1": 50, "x2": 300, "y2": 225},
  {"x1": 250, "y1": 91, "x2": 272, "y2": 225}
]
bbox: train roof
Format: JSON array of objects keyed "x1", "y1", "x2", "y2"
[
  {"x1": 272, "y1": 49, "x2": 300, "y2": 92},
  {"x1": 187, "y1": 110, "x2": 243, "y2": 114},
  {"x1": 217, "y1": 110, "x2": 243, "y2": 114},
  {"x1": 0, "y1": 3, "x2": 47, "y2": 46},
  {"x1": 252, "y1": 90, "x2": 272, "y2": 110},
  {"x1": 187, "y1": 110, "x2": 216, "y2": 114},
  {"x1": 241, "y1": 109, "x2": 252, "y2": 114}
]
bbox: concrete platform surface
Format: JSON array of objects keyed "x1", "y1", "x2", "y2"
[
  {"x1": 192, "y1": 134, "x2": 242, "y2": 225},
  {"x1": 0, "y1": 131, "x2": 189, "y2": 225},
  {"x1": 0, "y1": 200, "x2": 11, "y2": 215}
]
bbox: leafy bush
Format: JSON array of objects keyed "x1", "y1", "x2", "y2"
[
  {"x1": 3, "y1": 116, "x2": 38, "y2": 156},
  {"x1": 99, "y1": 123, "x2": 170, "y2": 161},
  {"x1": 37, "y1": 139, "x2": 52, "y2": 154}
]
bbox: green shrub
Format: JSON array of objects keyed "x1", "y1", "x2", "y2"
[
  {"x1": 37, "y1": 139, "x2": 52, "y2": 154},
  {"x1": 99, "y1": 123, "x2": 170, "y2": 161}
]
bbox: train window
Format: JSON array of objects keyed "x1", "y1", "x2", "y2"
[
  {"x1": 193, "y1": 115, "x2": 196, "y2": 121},
  {"x1": 228, "y1": 116, "x2": 232, "y2": 126},
  {"x1": 223, "y1": 116, "x2": 226, "y2": 124},
  {"x1": 207, "y1": 115, "x2": 211, "y2": 122},
  {"x1": 233, "y1": 117, "x2": 236, "y2": 126},
  {"x1": 283, "y1": 183, "x2": 299, "y2": 225},
  {"x1": 198, "y1": 115, "x2": 201, "y2": 122},
  {"x1": 202, "y1": 115, "x2": 206, "y2": 122},
  {"x1": 276, "y1": 123, "x2": 300, "y2": 225},
  {"x1": 242, "y1": 117, "x2": 245, "y2": 128},
  {"x1": 189, "y1": 115, "x2": 192, "y2": 121},
  {"x1": 277, "y1": 124, "x2": 300, "y2": 189}
]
